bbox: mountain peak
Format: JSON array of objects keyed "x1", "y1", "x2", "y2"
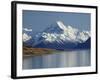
[{"x1": 56, "y1": 21, "x2": 67, "y2": 30}]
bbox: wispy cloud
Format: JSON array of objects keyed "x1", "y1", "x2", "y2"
[{"x1": 23, "y1": 28, "x2": 32, "y2": 32}]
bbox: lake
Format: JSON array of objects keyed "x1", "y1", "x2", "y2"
[{"x1": 23, "y1": 50, "x2": 90, "y2": 69}]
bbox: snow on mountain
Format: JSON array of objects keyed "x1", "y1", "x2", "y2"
[
  {"x1": 76, "y1": 38, "x2": 91, "y2": 49},
  {"x1": 77, "y1": 31, "x2": 90, "y2": 43},
  {"x1": 23, "y1": 21, "x2": 90, "y2": 50},
  {"x1": 35, "y1": 21, "x2": 90, "y2": 43},
  {"x1": 23, "y1": 33, "x2": 32, "y2": 42},
  {"x1": 44, "y1": 21, "x2": 63, "y2": 34},
  {"x1": 57, "y1": 21, "x2": 67, "y2": 30}
]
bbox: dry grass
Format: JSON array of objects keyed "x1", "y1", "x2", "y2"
[{"x1": 23, "y1": 47, "x2": 57, "y2": 56}]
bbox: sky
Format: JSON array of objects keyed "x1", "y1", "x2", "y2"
[{"x1": 23, "y1": 10, "x2": 91, "y2": 35}]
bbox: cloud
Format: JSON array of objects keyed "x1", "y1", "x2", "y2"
[
  {"x1": 23, "y1": 28, "x2": 32, "y2": 32},
  {"x1": 23, "y1": 33, "x2": 32, "y2": 42}
]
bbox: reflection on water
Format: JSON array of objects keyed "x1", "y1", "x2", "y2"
[{"x1": 23, "y1": 50, "x2": 90, "y2": 69}]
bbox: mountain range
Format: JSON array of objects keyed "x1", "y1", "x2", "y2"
[{"x1": 23, "y1": 21, "x2": 91, "y2": 50}]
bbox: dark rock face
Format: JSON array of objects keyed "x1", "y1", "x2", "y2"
[{"x1": 75, "y1": 38, "x2": 91, "y2": 49}]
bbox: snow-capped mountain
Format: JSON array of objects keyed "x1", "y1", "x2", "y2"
[
  {"x1": 23, "y1": 33, "x2": 32, "y2": 42},
  {"x1": 33, "y1": 21, "x2": 90, "y2": 44},
  {"x1": 23, "y1": 21, "x2": 90, "y2": 50}
]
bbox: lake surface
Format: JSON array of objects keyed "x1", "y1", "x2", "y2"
[{"x1": 23, "y1": 50, "x2": 90, "y2": 69}]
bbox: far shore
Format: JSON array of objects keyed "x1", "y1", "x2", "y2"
[
  {"x1": 23, "y1": 46, "x2": 90, "y2": 56},
  {"x1": 23, "y1": 46, "x2": 59, "y2": 56}
]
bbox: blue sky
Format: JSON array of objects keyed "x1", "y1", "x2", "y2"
[{"x1": 23, "y1": 10, "x2": 90, "y2": 35}]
